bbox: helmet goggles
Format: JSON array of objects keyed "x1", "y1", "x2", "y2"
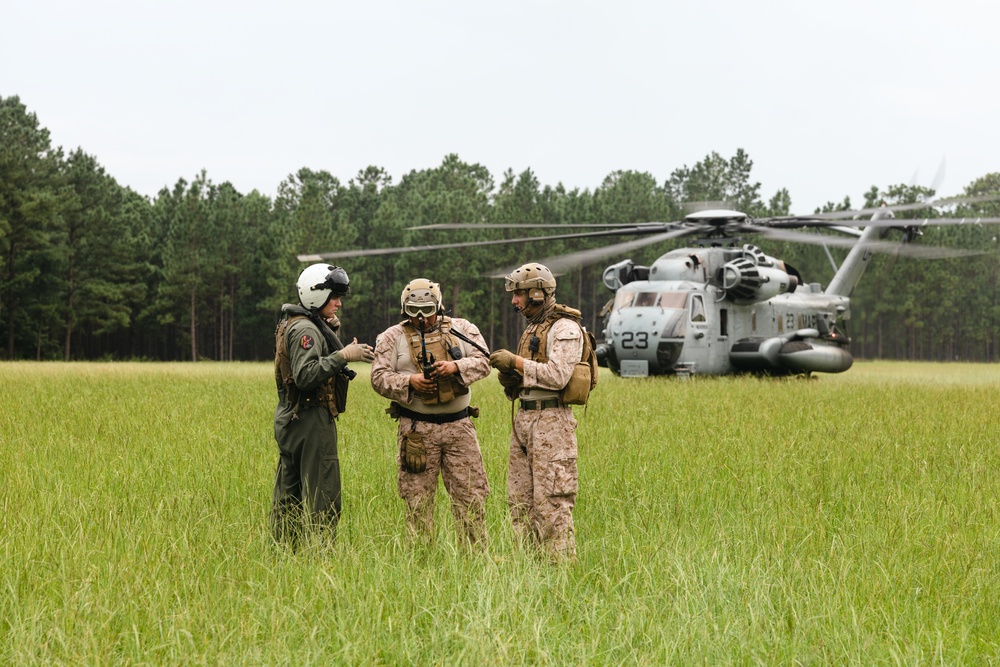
[
  {"x1": 404, "y1": 302, "x2": 437, "y2": 318},
  {"x1": 503, "y1": 263, "x2": 556, "y2": 294},
  {"x1": 311, "y1": 267, "x2": 350, "y2": 296}
]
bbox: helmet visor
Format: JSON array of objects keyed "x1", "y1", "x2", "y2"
[
  {"x1": 404, "y1": 302, "x2": 437, "y2": 318},
  {"x1": 314, "y1": 267, "x2": 349, "y2": 296}
]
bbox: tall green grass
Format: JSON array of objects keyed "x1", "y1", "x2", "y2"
[{"x1": 2, "y1": 360, "x2": 999, "y2": 664}]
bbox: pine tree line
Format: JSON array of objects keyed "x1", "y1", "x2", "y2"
[{"x1": 3, "y1": 95, "x2": 998, "y2": 362}]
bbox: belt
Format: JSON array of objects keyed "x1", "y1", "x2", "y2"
[
  {"x1": 519, "y1": 398, "x2": 561, "y2": 410},
  {"x1": 397, "y1": 405, "x2": 469, "y2": 424}
]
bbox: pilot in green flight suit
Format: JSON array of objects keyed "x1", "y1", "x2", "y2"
[{"x1": 270, "y1": 263, "x2": 374, "y2": 546}]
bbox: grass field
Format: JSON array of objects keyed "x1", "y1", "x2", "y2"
[{"x1": 3, "y1": 360, "x2": 1000, "y2": 664}]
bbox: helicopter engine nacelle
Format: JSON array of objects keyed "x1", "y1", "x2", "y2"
[
  {"x1": 720, "y1": 258, "x2": 797, "y2": 303},
  {"x1": 602, "y1": 259, "x2": 649, "y2": 290}
]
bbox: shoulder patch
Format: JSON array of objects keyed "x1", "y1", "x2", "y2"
[{"x1": 300, "y1": 334, "x2": 315, "y2": 350}]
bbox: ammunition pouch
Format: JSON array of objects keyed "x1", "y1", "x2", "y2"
[
  {"x1": 317, "y1": 373, "x2": 349, "y2": 419},
  {"x1": 414, "y1": 373, "x2": 468, "y2": 406},
  {"x1": 559, "y1": 362, "x2": 593, "y2": 405},
  {"x1": 298, "y1": 389, "x2": 320, "y2": 411},
  {"x1": 401, "y1": 431, "x2": 427, "y2": 473},
  {"x1": 560, "y1": 328, "x2": 598, "y2": 406}
]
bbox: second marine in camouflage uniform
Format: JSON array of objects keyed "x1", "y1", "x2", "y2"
[
  {"x1": 490, "y1": 262, "x2": 588, "y2": 562},
  {"x1": 371, "y1": 279, "x2": 492, "y2": 545}
]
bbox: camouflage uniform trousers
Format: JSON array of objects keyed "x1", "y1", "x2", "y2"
[
  {"x1": 508, "y1": 406, "x2": 579, "y2": 560},
  {"x1": 396, "y1": 415, "x2": 490, "y2": 545}
]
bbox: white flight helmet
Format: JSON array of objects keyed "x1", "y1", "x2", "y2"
[{"x1": 297, "y1": 264, "x2": 350, "y2": 311}]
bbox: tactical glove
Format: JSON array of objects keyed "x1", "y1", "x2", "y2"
[
  {"x1": 498, "y1": 371, "x2": 521, "y2": 401},
  {"x1": 338, "y1": 339, "x2": 375, "y2": 363},
  {"x1": 498, "y1": 370, "x2": 521, "y2": 391},
  {"x1": 402, "y1": 432, "x2": 427, "y2": 473},
  {"x1": 489, "y1": 349, "x2": 518, "y2": 373}
]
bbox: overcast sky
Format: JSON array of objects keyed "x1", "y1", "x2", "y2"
[{"x1": 3, "y1": 0, "x2": 998, "y2": 215}]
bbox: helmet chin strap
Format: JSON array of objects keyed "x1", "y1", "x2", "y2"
[
  {"x1": 518, "y1": 300, "x2": 542, "y2": 319},
  {"x1": 522, "y1": 294, "x2": 555, "y2": 322}
]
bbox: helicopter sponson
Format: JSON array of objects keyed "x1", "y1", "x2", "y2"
[{"x1": 727, "y1": 329, "x2": 853, "y2": 375}]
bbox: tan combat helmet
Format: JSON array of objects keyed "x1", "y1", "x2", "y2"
[
  {"x1": 504, "y1": 263, "x2": 556, "y2": 301},
  {"x1": 400, "y1": 278, "x2": 442, "y2": 318}
]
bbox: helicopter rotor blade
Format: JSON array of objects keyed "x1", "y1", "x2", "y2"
[
  {"x1": 487, "y1": 226, "x2": 703, "y2": 277},
  {"x1": 886, "y1": 216, "x2": 1000, "y2": 227},
  {"x1": 766, "y1": 216, "x2": 1000, "y2": 230},
  {"x1": 297, "y1": 224, "x2": 682, "y2": 261},
  {"x1": 788, "y1": 194, "x2": 1000, "y2": 222},
  {"x1": 852, "y1": 242, "x2": 984, "y2": 260},
  {"x1": 408, "y1": 222, "x2": 653, "y2": 230},
  {"x1": 749, "y1": 226, "x2": 985, "y2": 259},
  {"x1": 408, "y1": 193, "x2": 1000, "y2": 233}
]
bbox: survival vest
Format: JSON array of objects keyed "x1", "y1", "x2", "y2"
[
  {"x1": 401, "y1": 316, "x2": 469, "y2": 405},
  {"x1": 274, "y1": 313, "x2": 349, "y2": 420},
  {"x1": 515, "y1": 304, "x2": 598, "y2": 405}
]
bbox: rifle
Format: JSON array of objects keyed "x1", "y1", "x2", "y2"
[{"x1": 417, "y1": 314, "x2": 435, "y2": 380}]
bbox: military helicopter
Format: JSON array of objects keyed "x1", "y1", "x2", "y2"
[
  {"x1": 299, "y1": 195, "x2": 1000, "y2": 377},
  {"x1": 591, "y1": 207, "x2": 946, "y2": 377}
]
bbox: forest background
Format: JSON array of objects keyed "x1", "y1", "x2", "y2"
[{"x1": 3, "y1": 94, "x2": 999, "y2": 363}]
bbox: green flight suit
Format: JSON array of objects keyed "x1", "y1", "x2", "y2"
[{"x1": 270, "y1": 304, "x2": 352, "y2": 545}]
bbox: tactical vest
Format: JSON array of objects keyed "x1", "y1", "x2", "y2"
[
  {"x1": 401, "y1": 317, "x2": 469, "y2": 405},
  {"x1": 516, "y1": 304, "x2": 598, "y2": 406},
  {"x1": 274, "y1": 315, "x2": 348, "y2": 419}
]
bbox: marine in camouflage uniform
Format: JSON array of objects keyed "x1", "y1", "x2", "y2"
[
  {"x1": 490, "y1": 263, "x2": 585, "y2": 562},
  {"x1": 370, "y1": 279, "x2": 492, "y2": 545},
  {"x1": 271, "y1": 264, "x2": 374, "y2": 547}
]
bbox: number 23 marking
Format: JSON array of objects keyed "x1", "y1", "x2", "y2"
[{"x1": 621, "y1": 331, "x2": 649, "y2": 349}]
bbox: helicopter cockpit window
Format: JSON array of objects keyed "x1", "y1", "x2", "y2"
[
  {"x1": 612, "y1": 291, "x2": 635, "y2": 311},
  {"x1": 615, "y1": 290, "x2": 688, "y2": 311},
  {"x1": 633, "y1": 292, "x2": 658, "y2": 307},
  {"x1": 690, "y1": 294, "x2": 707, "y2": 323},
  {"x1": 660, "y1": 292, "x2": 688, "y2": 309}
]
